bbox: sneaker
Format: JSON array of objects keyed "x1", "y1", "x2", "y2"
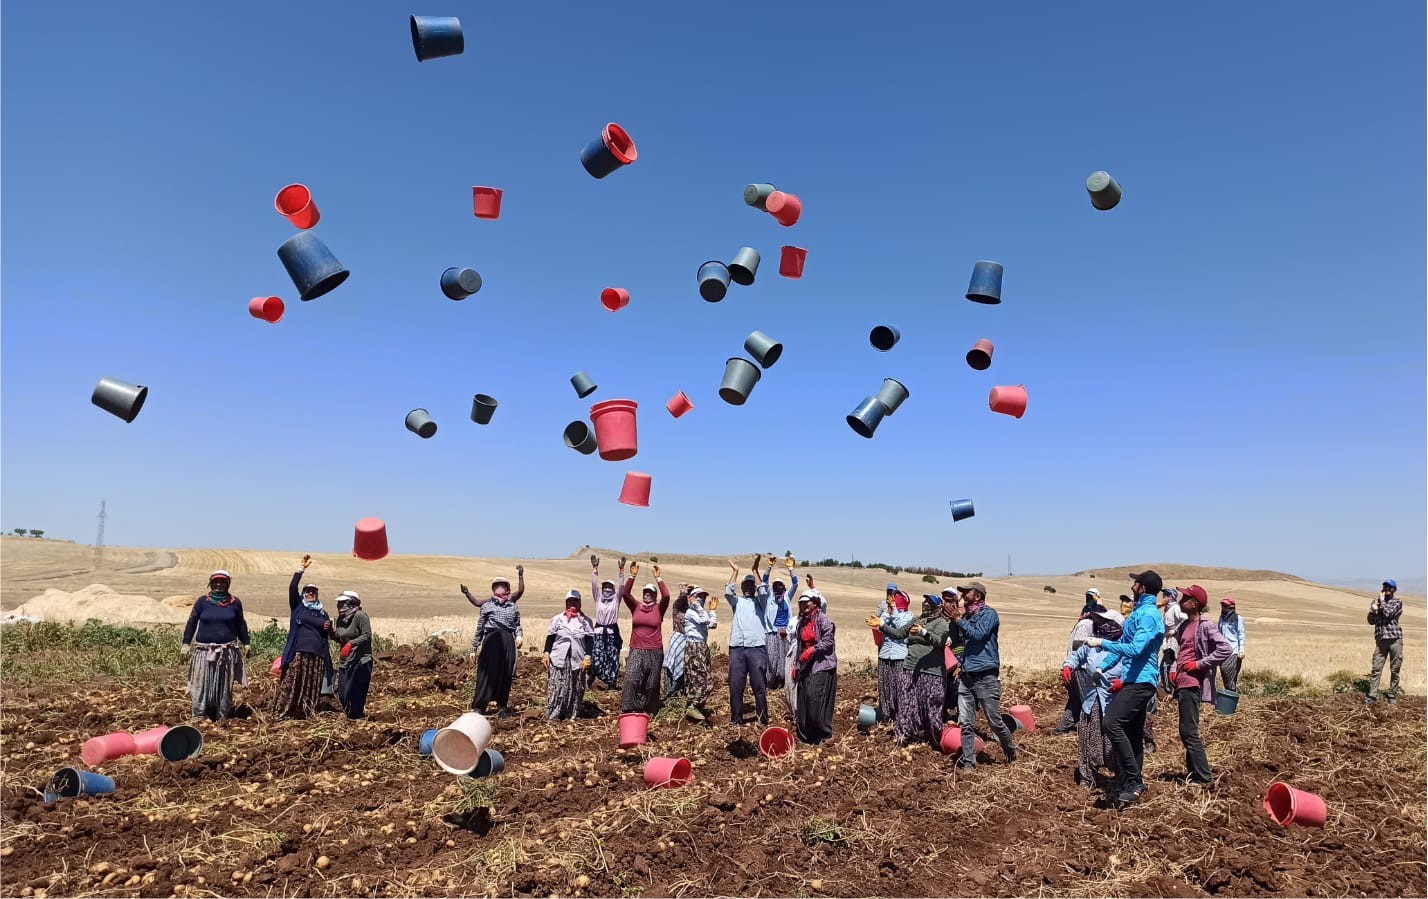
[
  {"x1": 1116, "y1": 784, "x2": 1146, "y2": 806},
  {"x1": 1365, "y1": 696, "x2": 1378, "y2": 705},
  {"x1": 1388, "y1": 695, "x2": 1399, "y2": 706},
  {"x1": 1004, "y1": 746, "x2": 1018, "y2": 764},
  {"x1": 956, "y1": 760, "x2": 976, "y2": 770},
  {"x1": 496, "y1": 707, "x2": 517, "y2": 719}
]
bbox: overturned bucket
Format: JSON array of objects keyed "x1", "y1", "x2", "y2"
[
  {"x1": 949, "y1": 499, "x2": 975, "y2": 522},
  {"x1": 441, "y1": 267, "x2": 482, "y2": 300},
  {"x1": 965, "y1": 261, "x2": 1003, "y2": 305},
  {"x1": 473, "y1": 748, "x2": 505, "y2": 778},
  {"x1": 274, "y1": 183, "x2": 320, "y2": 230},
  {"x1": 618, "y1": 472, "x2": 652, "y2": 508},
  {"x1": 277, "y1": 231, "x2": 350, "y2": 301},
  {"x1": 470, "y1": 394, "x2": 498, "y2": 425},
  {"x1": 248, "y1": 296, "x2": 285, "y2": 323},
  {"x1": 857, "y1": 704, "x2": 877, "y2": 731},
  {"x1": 719, "y1": 357, "x2": 762, "y2": 405},
  {"x1": 729, "y1": 247, "x2": 761, "y2": 286},
  {"x1": 875, "y1": 378, "x2": 909, "y2": 415},
  {"x1": 410, "y1": 15, "x2": 464, "y2": 61},
  {"x1": 744, "y1": 331, "x2": 783, "y2": 368},
  {"x1": 158, "y1": 725, "x2": 204, "y2": 761},
  {"x1": 869, "y1": 325, "x2": 900, "y2": 352},
  {"x1": 1264, "y1": 782, "x2": 1326, "y2": 827},
  {"x1": 698, "y1": 261, "x2": 731, "y2": 303},
  {"x1": 939, "y1": 726, "x2": 986, "y2": 756},
  {"x1": 130, "y1": 726, "x2": 171, "y2": 756},
  {"x1": 570, "y1": 371, "x2": 598, "y2": 399},
  {"x1": 644, "y1": 757, "x2": 692, "y2": 788},
  {"x1": 989, "y1": 385, "x2": 1028, "y2": 419},
  {"x1": 418, "y1": 728, "x2": 438, "y2": 757},
  {"x1": 353, "y1": 517, "x2": 389, "y2": 561},
  {"x1": 1086, "y1": 171, "x2": 1122, "y2": 211},
  {"x1": 966, "y1": 339, "x2": 994, "y2": 371},
  {"x1": 589, "y1": 399, "x2": 638, "y2": 461},
  {"x1": 846, "y1": 396, "x2": 886, "y2": 439},
  {"x1": 580, "y1": 122, "x2": 638, "y2": 179},
  {"x1": 563, "y1": 421, "x2": 598, "y2": 455},
  {"x1": 665, "y1": 391, "x2": 693, "y2": 418},
  {"x1": 1006, "y1": 705, "x2": 1036, "y2": 732},
  {"x1": 406, "y1": 408, "x2": 438, "y2": 438},
  {"x1": 432, "y1": 712, "x2": 493, "y2": 775},
  {"x1": 743, "y1": 183, "x2": 777, "y2": 210},
  {"x1": 91, "y1": 377, "x2": 149, "y2": 423},
  {"x1": 81, "y1": 731, "x2": 137, "y2": 766},
  {"x1": 50, "y1": 768, "x2": 116, "y2": 798},
  {"x1": 618, "y1": 712, "x2": 650, "y2": 748}
]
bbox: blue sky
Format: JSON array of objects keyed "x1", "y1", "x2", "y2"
[{"x1": 2, "y1": 3, "x2": 1423, "y2": 583}]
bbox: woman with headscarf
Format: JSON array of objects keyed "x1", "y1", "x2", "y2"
[
  {"x1": 620, "y1": 561, "x2": 670, "y2": 715},
  {"x1": 792, "y1": 589, "x2": 837, "y2": 744},
  {"x1": 889, "y1": 594, "x2": 949, "y2": 746},
  {"x1": 1063, "y1": 607, "x2": 1125, "y2": 790},
  {"x1": 866, "y1": 590, "x2": 913, "y2": 726},
  {"x1": 762, "y1": 560, "x2": 798, "y2": 690},
  {"x1": 331, "y1": 589, "x2": 372, "y2": 720},
  {"x1": 589, "y1": 555, "x2": 624, "y2": 689},
  {"x1": 273, "y1": 559, "x2": 335, "y2": 720},
  {"x1": 469, "y1": 566, "x2": 525, "y2": 717},
  {"x1": 181, "y1": 569, "x2": 251, "y2": 720},
  {"x1": 544, "y1": 589, "x2": 594, "y2": 720},
  {"x1": 681, "y1": 586, "x2": 717, "y2": 718},
  {"x1": 662, "y1": 591, "x2": 689, "y2": 700},
  {"x1": 1217, "y1": 597, "x2": 1245, "y2": 693}
]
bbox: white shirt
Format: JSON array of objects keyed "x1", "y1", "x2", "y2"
[
  {"x1": 1162, "y1": 602, "x2": 1188, "y2": 633},
  {"x1": 546, "y1": 612, "x2": 595, "y2": 668}
]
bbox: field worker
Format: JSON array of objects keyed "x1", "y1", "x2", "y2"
[
  {"x1": 762, "y1": 559, "x2": 799, "y2": 690},
  {"x1": 1063, "y1": 607, "x2": 1125, "y2": 790},
  {"x1": 867, "y1": 590, "x2": 913, "y2": 725},
  {"x1": 543, "y1": 589, "x2": 594, "y2": 720},
  {"x1": 1217, "y1": 597, "x2": 1246, "y2": 693},
  {"x1": 1166, "y1": 585, "x2": 1232, "y2": 785},
  {"x1": 1088, "y1": 570, "x2": 1166, "y2": 807},
  {"x1": 785, "y1": 572, "x2": 825, "y2": 716},
  {"x1": 950, "y1": 582, "x2": 1017, "y2": 769},
  {"x1": 889, "y1": 594, "x2": 948, "y2": 745},
  {"x1": 1119, "y1": 594, "x2": 1135, "y2": 616},
  {"x1": 662, "y1": 591, "x2": 689, "y2": 700},
  {"x1": 725, "y1": 557, "x2": 772, "y2": 726},
  {"x1": 680, "y1": 586, "x2": 717, "y2": 718},
  {"x1": 1056, "y1": 588, "x2": 1103, "y2": 734},
  {"x1": 1157, "y1": 587, "x2": 1188, "y2": 692},
  {"x1": 331, "y1": 590, "x2": 373, "y2": 720},
  {"x1": 792, "y1": 590, "x2": 838, "y2": 744},
  {"x1": 273, "y1": 559, "x2": 335, "y2": 720},
  {"x1": 469, "y1": 566, "x2": 525, "y2": 718},
  {"x1": 589, "y1": 555, "x2": 623, "y2": 690},
  {"x1": 940, "y1": 587, "x2": 965, "y2": 719},
  {"x1": 180, "y1": 568, "x2": 251, "y2": 720},
  {"x1": 1366, "y1": 579, "x2": 1404, "y2": 705},
  {"x1": 620, "y1": 562, "x2": 670, "y2": 716}
]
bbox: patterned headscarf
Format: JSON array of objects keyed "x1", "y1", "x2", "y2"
[{"x1": 336, "y1": 591, "x2": 361, "y2": 624}]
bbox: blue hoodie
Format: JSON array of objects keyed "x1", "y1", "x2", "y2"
[{"x1": 1098, "y1": 593, "x2": 1163, "y2": 685}]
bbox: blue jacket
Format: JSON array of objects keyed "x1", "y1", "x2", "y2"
[
  {"x1": 958, "y1": 605, "x2": 1001, "y2": 674},
  {"x1": 1098, "y1": 593, "x2": 1163, "y2": 685}
]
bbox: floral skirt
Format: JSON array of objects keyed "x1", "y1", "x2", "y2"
[{"x1": 271, "y1": 653, "x2": 323, "y2": 720}]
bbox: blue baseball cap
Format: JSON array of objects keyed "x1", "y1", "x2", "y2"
[
  {"x1": 922, "y1": 593, "x2": 942, "y2": 606},
  {"x1": 1383, "y1": 579, "x2": 1397, "y2": 589},
  {"x1": 886, "y1": 582, "x2": 898, "y2": 591}
]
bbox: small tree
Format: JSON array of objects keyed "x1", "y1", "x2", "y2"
[
  {"x1": 12, "y1": 529, "x2": 26, "y2": 537},
  {"x1": 922, "y1": 574, "x2": 938, "y2": 584},
  {"x1": 30, "y1": 530, "x2": 43, "y2": 539}
]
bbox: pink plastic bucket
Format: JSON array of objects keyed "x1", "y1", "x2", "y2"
[
  {"x1": 779, "y1": 246, "x2": 807, "y2": 278},
  {"x1": 600, "y1": 287, "x2": 630, "y2": 312},
  {"x1": 248, "y1": 296, "x2": 285, "y2": 323},
  {"x1": 665, "y1": 391, "x2": 693, "y2": 419},
  {"x1": 589, "y1": 399, "x2": 638, "y2": 461},
  {"x1": 618, "y1": 712, "x2": 650, "y2": 748},
  {"x1": 618, "y1": 472, "x2": 652, "y2": 507},
  {"x1": 989, "y1": 385, "x2": 1028, "y2": 419},
  {"x1": 472, "y1": 186, "x2": 503, "y2": 220},
  {"x1": 765, "y1": 191, "x2": 802, "y2": 227},
  {"x1": 131, "y1": 726, "x2": 171, "y2": 755},
  {"x1": 939, "y1": 726, "x2": 986, "y2": 756},
  {"x1": 81, "y1": 731, "x2": 137, "y2": 766},
  {"x1": 944, "y1": 646, "x2": 958, "y2": 670},
  {"x1": 1264, "y1": 782, "x2": 1327, "y2": 827},
  {"x1": 274, "y1": 183, "x2": 320, "y2": 230},
  {"x1": 353, "y1": 517, "x2": 389, "y2": 560},
  {"x1": 1007, "y1": 705, "x2": 1036, "y2": 732},
  {"x1": 643, "y1": 757, "x2": 692, "y2": 788},
  {"x1": 759, "y1": 726, "x2": 794, "y2": 758}
]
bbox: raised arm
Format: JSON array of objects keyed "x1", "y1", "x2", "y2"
[
  {"x1": 288, "y1": 570, "x2": 303, "y2": 611},
  {"x1": 591, "y1": 555, "x2": 601, "y2": 601},
  {"x1": 621, "y1": 575, "x2": 637, "y2": 611},
  {"x1": 655, "y1": 565, "x2": 670, "y2": 614},
  {"x1": 460, "y1": 583, "x2": 487, "y2": 609},
  {"x1": 510, "y1": 565, "x2": 525, "y2": 603}
]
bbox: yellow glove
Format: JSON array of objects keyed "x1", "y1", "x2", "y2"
[
  {"x1": 629, "y1": 561, "x2": 639, "y2": 576},
  {"x1": 581, "y1": 657, "x2": 592, "y2": 670},
  {"x1": 652, "y1": 564, "x2": 661, "y2": 579},
  {"x1": 541, "y1": 653, "x2": 550, "y2": 668}
]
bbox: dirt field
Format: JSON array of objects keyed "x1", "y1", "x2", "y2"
[{"x1": 1, "y1": 640, "x2": 1424, "y2": 898}]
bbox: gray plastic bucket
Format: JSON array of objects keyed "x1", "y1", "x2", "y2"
[
  {"x1": 729, "y1": 247, "x2": 761, "y2": 286},
  {"x1": 949, "y1": 499, "x2": 975, "y2": 522},
  {"x1": 698, "y1": 261, "x2": 731, "y2": 303},
  {"x1": 470, "y1": 394, "x2": 498, "y2": 425},
  {"x1": 570, "y1": 371, "x2": 597, "y2": 398},
  {"x1": 846, "y1": 396, "x2": 886, "y2": 438},
  {"x1": 875, "y1": 378, "x2": 909, "y2": 415},
  {"x1": 441, "y1": 267, "x2": 483, "y2": 300},
  {"x1": 719, "y1": 357, "x2": 762, "y2": 406},
  {"x1": 869, "y1": 326, "x2": 900, "y2": 352},
  {"x1": 743, "y1": 331, "x2": 783, "y2": 369},
  {"x1": 743, "y1": 183, "x2": 776, "y2": 209},
  {"x1": 1086, "y1": 171, "x2": 1122, "y2": 211},
  {"x1": 563, "y1": 420, "x2": 598, "y2": 455},
  {"x1": 1215, "y1": 689, "x2": 1239, "y2": 716},
  {"x1": 474, "y1": 748, "x2": 505, "y2": 777},
  {"x1": 91, "y1": 377, "x2": 149, "y2": 423},
  {"x1": 158, "y1": 725, "x2": 203, "y2": 761},
  {"x1": 406, "y1": 408, "x2": 438, "y2": 438}
]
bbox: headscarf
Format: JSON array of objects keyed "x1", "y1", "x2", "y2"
[
  {"x1": 565, "y1": 590, "x2": 582, "y2": 617},
  {"x1": 892, "y1": 591, "x2": 910, "y2": 612},
  {"x1": 337, "y1": 591, "x2": 361, "y2": 625},
  {"x1": 1219, "y1": 599, "x2": 1239, "y2": 630},
  {"x1": 491, "y1": 578, "x2": 511, "y2": 604},
  {"x1": 301, "y1": 583, "x2": 322, "y2": 612},
  {"x1": 920, "y1": 594, "x2": 941, "y2": 617},
  {"x1": 639, "y1": 583, "x2": 658, "y2": 607},
  {"x1": 1090, "y1": 608, "x2": 1124, "y2": 641},
  {"x1": 206, "y1": 572, "x2": 233, "y2": 606}
]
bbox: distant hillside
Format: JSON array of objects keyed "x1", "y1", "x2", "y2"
[{"x1": 1073, "y1": 563, "x2": 1305, "y2": 583}]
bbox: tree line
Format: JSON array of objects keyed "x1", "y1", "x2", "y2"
[{"x1": 10, "y1": 529, "x2": 46, "y2": 538}]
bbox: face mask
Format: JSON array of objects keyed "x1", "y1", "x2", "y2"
[
  {"x1": 303, "y1": 597, "x2": 322, "y2": 610},
  {"x1": 601, "y1": 588, "x2": 616, "y2": 600},
  {"x1": 565, "y1": 606, "x2": 580, "y2": 617}
]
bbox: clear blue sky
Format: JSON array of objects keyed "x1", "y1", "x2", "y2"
[{"x1": 3, "y1": 3, "x2": 1423, "y2": 583}]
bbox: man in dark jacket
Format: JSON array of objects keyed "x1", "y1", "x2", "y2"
[{"x1": 949, "y1": 582, "x2": 1016, "y2": 769}]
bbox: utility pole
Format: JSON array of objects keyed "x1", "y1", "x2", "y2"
[{"x1": 93, "y1": 499, "x2": 106, "y2": 569}]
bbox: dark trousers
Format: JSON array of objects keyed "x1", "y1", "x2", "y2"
[
  {"x1": 1056, "y1": 677, "x2": 1083, "y2": 732},
  {"x1": 1103, "y1": 682, "x2": 1156, "y2": 791},
  {"x1": 728, "y1": 645, "x2": 770, "y2": 725},
  {"x1": 338, "y1": 660, "x2": 372, "y2": 719},
  {"x1": 1176, "y1": 687, "x2": 1212, "y2": 783}
]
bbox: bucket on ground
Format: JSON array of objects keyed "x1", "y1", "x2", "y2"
[
  {"x1": 698, "y1": 261, "x2": 731, "y2": 302},
  {"x1": 589, "y1": 399, "x2": 638, "y2": 461},
  {"x1": 729, "y1": 248, "x2": 761, "y2": 286},
  {"x1": 869, "y1": 326, "x2": 900, "y2": 352},
  {"x1": 719, "y1": 357, "x2": 762, "y2": 405},
  {"x1": 50, "y1": 768, "x2": 116, "y2": 798},
  {"x1": 759, "y1": 726, "x2": 794, "y2": 758},
  {"x1": 966, "y1": 339, "x2": 994, "y2": 371},
  {"x1": 274, "y1": 183, "x2": 320, "y2": 229},
  {"x1": 563, "y1": 420, "x2": 598, "y2": 455},
  {"x1": 277, "y1": 231, "x2": 349, "y2": 301},
  {"x1": 949, "y1": 499, "x2": 975, "y2": 522},
  {"x1": 644, "y1": 757, "x2": 692, "y2": 788},
  {"x1": 81, "y1": 732, "x2": 137, "y2": 766},
  {"x1": 158, "y1": 725, "x2": 203, "y2": 761},
  {"x1": 989, "y1": 385, "x2": 1028, "y2": 419},
  {"x1": 940, "y1": 726, "x2": 986, "y2": 756},
  {"x1": 779, "y1": 246, "x2": 807, "y2": 279},
  {"x1": 91, "y1": 377, "x2": 148, "y2": 423},
  {"x1": 743, "y1": 183, "x2": 776, "y2": 209},
  {"x1": 765, "y1": 191, "x2": 802, "y2": 226},
  {"x1": 1086, "y1": 171, "x2": 1121, "y2": 210},
  {"x1": 441, "y1": 267, "x2": 482, "y2": 300},
  {"x1": 130, "y1": 726, "x2": 171, "y2": 756},
  {"x1": 600, "y1": 287, "x2": 630, "y2": 312},
  {"x1": 473, "y1": 748, "x2": 505, "y2": 777},
  {"x1": 406, "y1": 408, "x2": 438, "y2": 438},
  {"x1": 857, "y1": 704, "x2": 877, "y2": 731},
  {"x1": 1006, "y1": 705, "x2": 1036, "y2": 732},
  {"x1": 432, "y1": 712, "x2": 494, "y2": 775},
  {"x1": 418, "y1": 728, "x2": 438, "y2": 757},
  {"x1": 249, "y1": 296, "x2": 285, "y2": 323},
  {"x1": 570, "y1": 371, "x2": 598, "y2": 399},
  {"x1": 472, "y1": 186, "x2": 503, "y2": 219},
  {"x1": 410, "y1": 15, "x2": 463, "y2": 61},
  {"x1": 1264, "y1": 782, "x2": 1327, "y2": 827},
  {"x1": 470, "y1": 394, "x2": 498, "y2": 425},
  {"x1": 580, "y1": 122, "x2": 638, "y2": 179},
  {"x1": 1215, "y1": 689, "x2": 1239, "y2": 716},
  {"x1": 743, "y1": 331, "x2": 783, "y2": 368},
  {"x1": 846, "y1": 396, "x2": 886, "y2": 438},
  {"x1": 353, "y1": 517, "x2": 389, "y2": 561},
  {"x1": 618, "y1": 712, "x2": 651, "y2": 748},
  {"x1": 618, "y1": 472, "x2": 652, "y2": 507},
  {"x1": 665, "y1": 391, "x2": 693, "y2": 418}
]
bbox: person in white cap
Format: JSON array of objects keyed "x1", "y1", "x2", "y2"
[
  {"x1": 543, "y1": 589, "x2": 594, "y2": 720},
  {"x1": 469, "y1": 565, "x2": 526, "y2": 718},
  {"x1": 180, "y1": 568, "x2": 251, "y2": 720},
  {"x1": 620, "y1": 561, "x2": 671, "y2": 716},
  {"x1": 1063, "y1": 607, "x2": 1126, "y2": 790},
  {"x1": 1055, "y1": 588, "x2": 1104, "y2": 734},
  {"x1": 680, "y1": 585, "x2": 718, "y2": 718},
  {"x1": 331, "y1": 589, "x2": 372, "y2": 719}
]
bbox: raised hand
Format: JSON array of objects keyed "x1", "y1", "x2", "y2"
[
  {"x1": 301, "y1": 554, "x2": 312, "y2": 570},
  {"x1": 629, "y1": 561, "x2": 639, "y2": 577},
  {"x1": 516, "y1": 565, "x2": 524, "y2": 578},
  {"x1": 753, "y1": 554, "x2": 763, "y2": 573},
  {"x1": 652, "y1": 564, "x2": 661, "y2": 580},
  {"x1": 460, "y1": 583, "x2": 471, "y2": 595},
  {"x1": 590, "y1": 554, "x2": 599, "y2": 570},
  {"x1": 619, "y1": 557, "x2": 627, "y2": 570}
]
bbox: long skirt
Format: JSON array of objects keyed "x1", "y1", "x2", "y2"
[
  {"x1": 765, "y1": 631, "x2": 789, "y2": 689},
  {"x1": 546, "y1": 663, "x2": 585, "y2": 720},
  {"x1": 271, "y1": 652, "x2": 324, "y2": 720},
  {"x1": 895, "y1": 670, "x2": 944, "y2": 746},
  {"x1": 796, "y1": 669, "x2": 837, "y2": 744},
  {"x1": 877, "y1": 658, "x2": 905, "y2": 723},
  {"x1": 188, "y1": 643, "x2": 245, "y2": 720},
  {"x1": 472, "y1": 629, "x2": 516, "y2": 711},
  {"x1": 592, "y1": 627, "x2": 622, "y2": 688},
  {"x1": 1076, "y1": 700, "x2": 1115, "y2": 785},
  {"x1": 622, "y1": 648, "x2": 664, "y2": 714},
  {"x1": 784, "y1": 639, "x2": 798, "y2": 718},
  {"x1": 684, "y1": 641, "x2": 712, "y2": 706},
  {"x1": 337, "y1": 660, "x2": 372, "y2": 720}
]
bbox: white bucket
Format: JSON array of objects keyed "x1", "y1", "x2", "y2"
[{"x1": 432, "y1": 712, "x2": 493, "y2": 775}]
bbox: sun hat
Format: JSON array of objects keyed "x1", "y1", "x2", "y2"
[
  {"x1": 209, "y1": 570, "x2": 231, "y2": 581},
  {"x1": 1086, "y1": 587, "x2": 1101, "y2": 598},
  {"x1": 566, "y1": 589, "x2": 582, "y2": 600}
]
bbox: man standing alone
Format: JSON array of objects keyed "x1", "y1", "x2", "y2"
[{"x1": 1366, "y1": 579, "x2": 1404, "y2": 705}]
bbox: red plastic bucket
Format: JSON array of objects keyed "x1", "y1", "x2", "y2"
[
  {"x1": 248, "y1": 296, "x2": 285, "y2": 323},
  {"x1": 643, "y1": 757, "x2": 692, "y2": 788},
  {"x1": 600, "y1": 287, "x2": 630, "y2": 312},
  {"x1": 871, "y1": 625, "x2": 884, "y2": 648},
  {"x1": 966, "y1": 339, "x2": 994, "y2": 371},
  {"x1": 270, "y1": 656, "x2": 283, "y2": 677},
  {"x1": 274, "y1": 183, "x2": 320, "y2": 230},
  {"x1": 940, "y1": 726, "x2": 986, "y2": 756},
  {"x1": 618, "y1": 712, "x2": 650, "y2": 748},
  {"x1": 619, "y1": 472, "x2": 652, "y2": 507},
  {"x1": 81, "y1": 731, "x2": 137, "y2": 766},
  {"x1": 590, "y1": 399, "x2": 638, "y2": 461},
  {"x1": 665, "y1": 391, "x2": 693, "y2": 418},
  {"x1": 989, "y1": 385, "x2": 1028, "y2": 419},
  {"x1": 1263, "y1": 782, "x2": 1327, "y2": 827},
  {"x1": 472, "y1": 186, "x2": 503, "y2": 220},
  {"x1": 1006, "y1": 705, "x2": 1036, "y2": 732},
  {"x1": 353, "y1": 517, "x2": 389, "y2": 561},
  {"x1": 130, "y1": 726, "x2": 171, "y2": 755},
  {"x1": 779, "y1": 246, "x2": 807, "y2": 279},
  {"x1": 759, "y1": 726, "x2": 794, "y2": 758},
  {"x1": 765, "y1": 191, "x2": 802, "y2": 227}
]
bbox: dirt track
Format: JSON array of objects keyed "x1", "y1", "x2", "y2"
[{"x1": 2, "y1": 644, "x2": 1424, "y2": 898}]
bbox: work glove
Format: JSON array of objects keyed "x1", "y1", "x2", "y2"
[
  {"x1": 516, "y1": 565, "x2": 524, "y2": 577},
  {"x1": 180, "y1": 644, "x2": 192, "y2": 658},
  {"x1": 1110, "y1": 678, "x2": 1124, "y2": 692},
  {"x1": 460, "y1": 584, "x2": 471, "y2": 596},
  {"x1": 799, "y1": 648, "x2": 813, "y2": 663},
  {"x1": 590, "y1": 554, "x2": 599, "y2": 569},
  {"x1": 1086, "y1": 637, "x2": 1104, "y2": 648},
  {"x1": 866, "y1": 616, "x2": 882, "y2": 629},
  {"x1": 581, "y1": 657, "x2": 592, "y2": 670},
  {"x1": 322, "y1": 620, "x2": 334, "y2": 635},
  {"x1": 541, "y1": 653, "x2": 550, "y2": 668},
  {"x1": 629, "y1": 561, "x2": 639, "y2": 576},
  {"x1": 652, "y1": 564, "x2": 661, "y2": 579},
  {"x1": 1237, "y1": 652, "x2": 1245, "y2": 661},
  {"x1": 1061, "y1": 666, "x2": 1073, "y2": 685},
  {"x1": 340, "y1": 642, "x2": 352, "y2": 660},
  {"x1": 1182, "y1": 659, "x2": 1198, "y2": 673}
]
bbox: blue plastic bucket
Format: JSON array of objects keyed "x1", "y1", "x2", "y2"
[
  {"x1": 419, "y1": 728, "x2": 438, "y2": 757},
  {"x1": 1215, "y1": 689, "x2": 1239, "y2": 716}
]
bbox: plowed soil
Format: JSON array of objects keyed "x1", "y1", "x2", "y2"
[{"x1": 2, "y1": 643, "x2": 1423, "y2": 897}]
